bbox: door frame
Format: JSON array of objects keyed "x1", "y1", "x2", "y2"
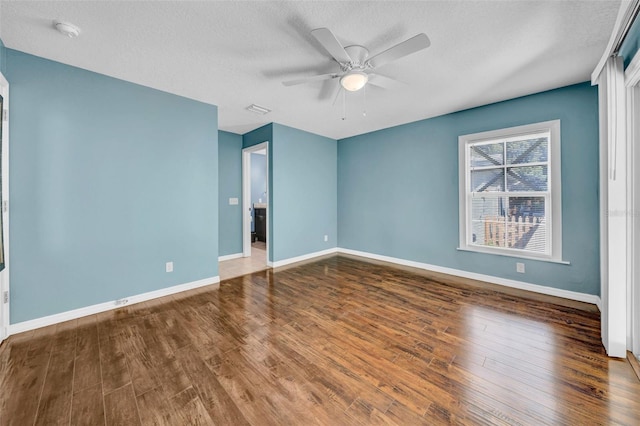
[
  {"x1": 626, "y1": 51, "x2": 640, "y2": 358},
  {"x1": 0, "y1": 71, "x2": 10, "y2": 342},
  {"x1": 242, "y1": 142, "x2": 269, "y2": 262}
]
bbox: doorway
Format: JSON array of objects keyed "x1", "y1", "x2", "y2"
[
  {"x1": 243, "y1": 142, "x2": 269, "y2": 263},
  {"x1": 0, "y1": 72, "x2": 9, "y2": 342}
]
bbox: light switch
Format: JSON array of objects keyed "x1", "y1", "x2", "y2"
[{"x1": 229, "y1": 197, "x2": 238, "y2": 205}]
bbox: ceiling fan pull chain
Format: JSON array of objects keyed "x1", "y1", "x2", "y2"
[
  {"x1": 342, "y1": 89, "x2": 346, "y2": 121},
  {"x1": 363, "y1": 84, "x2": 367, "y2": 117}
]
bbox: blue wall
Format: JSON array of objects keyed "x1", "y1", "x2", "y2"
[
  {"x1": 272, "y1": 124, "x2": 337, "y2": 261},
  {"x1": 4, "y1": 41, "x2": 601, "y2": 325},
  {"x1": 7, "y1": 50, "x2": 219, "y2": 323},
  {"x1": 620, "y1": 14, "x2": 640, "y2": 68},
  {"x1": 218, "y1": 131, "x2": 242, "y2": 256},
  {"x1": 243, "y1": 123, "x2": 337, "y2": 263},
  {"x1": 338, "y1": 82, "x2": 600, "y2": 295}
]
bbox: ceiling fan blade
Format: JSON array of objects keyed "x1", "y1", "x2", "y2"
[
  {"x1": 318, "y1": 79, "x2": 338, "y2": 101},
  {"x1": 367, "y1": 33, "x2": 430, "y2": 68},
  {"x1": 311, "y1": 28, "x2": 352, "y2": 64},
  {"x1": 367, "y1": 73, "x2": 405, "y2": 90},
  {"x1": 332, "y1": 86, "x2": 343, "y2": 106},
  {"x1": 282, "y1": 73, "x2": 340, "y2": 87}
]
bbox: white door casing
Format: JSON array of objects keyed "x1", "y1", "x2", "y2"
[
  {"x1": 626, "y1": 50, "x2": 640, "y2": 359},
  {"x1": 242, "y1": 142, "x2": 269, "y2": 263},
  {"x1": 0, "y1": 71, "x2": 9, "y2": 342}
]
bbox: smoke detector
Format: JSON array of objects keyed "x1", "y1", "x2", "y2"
[{"x1": 53, "y1": 20, "x2": 81, "y2": 38}]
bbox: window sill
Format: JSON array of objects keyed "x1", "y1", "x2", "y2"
[{"x1": 456, "y1": 247, "x2": 570, "y2": 265}]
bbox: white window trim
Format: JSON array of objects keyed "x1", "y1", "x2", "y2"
[{"x1": 458, "y1": 120, "x2": 565, "y2": 264}]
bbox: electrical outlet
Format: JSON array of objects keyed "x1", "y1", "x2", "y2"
[
  {"x1": 324, "y1": 235, "x2": 328, "y2": 242},
  {"x1": 166, "y1": 261, "x2": 174, "y2": 273},
  {"x1": 516, "y1": 262, "x2": 525, "y2": 273}
]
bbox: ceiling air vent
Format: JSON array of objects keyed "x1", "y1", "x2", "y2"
[{"x1": 246, "y1": 104, "x2": 271, "y2": 115}]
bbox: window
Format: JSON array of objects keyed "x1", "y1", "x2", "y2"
[{"x1": 458, "y1": 120, "x2": 562, "y2": 262}]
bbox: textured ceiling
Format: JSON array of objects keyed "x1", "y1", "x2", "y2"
[{"x1": 0, "y1": 1, "x2": 620, "y2": 140}]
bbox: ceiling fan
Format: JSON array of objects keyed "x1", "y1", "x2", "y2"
[{"x1": 283, "y1": 28, "x2": 431, "y2": 93}]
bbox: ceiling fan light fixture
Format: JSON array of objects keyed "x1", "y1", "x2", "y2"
[{"x1": 340, "y1": 71, "x2": 368, "y2": 92}]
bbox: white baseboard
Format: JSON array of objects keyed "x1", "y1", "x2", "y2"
[
  {"x1": 8, "y1": 276, "x2": 220, "y2": 335},
  {"x1": 7, "y1": 247, "x2": 601, "y2": 336},
  {"x1": 338, "y1": 248, "x2": 600, "y2": 306},
  {"x1": 271, "y1": 247, "x2": 338, "y2": 268},
  {"x1": 218, "y1": 253, "x2": 243, "y2": 262},
  {"x1": 595, "y1": 296, "x2": 602, "y2": 312}
]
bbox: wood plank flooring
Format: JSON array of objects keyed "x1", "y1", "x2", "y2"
[{"x1": 1, "y1": 254, "x2": 640, "y2": 425}]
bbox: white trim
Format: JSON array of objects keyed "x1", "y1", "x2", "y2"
[
  {"x1": 627, "y1": 84, "x2": 638, "y2": 351},
  {"x1": 455, "y1": 247, "x2": 570, "y2": 265},
  {"x1": 242, "y1": 149, "x2": 251, "y2": 258},
  {"x1": 597, "y1": 56, "x2": 629, "y2": 358},
  {"x1": 0, "y1": 72, "x2": 8, "y2": 344},
  {"x1": 8, "y1": 276, "x2": 220, "y2": 335},
  {"x1": 242, "y1": 142, "x2": 269, "y2": 262},
  {"x1": 271, "y1": 248, "x2": 338, "y2": 268},
  {"x1": 218, "y1": 253, "x2": 243, "y2": 262},
  {"x1": 458, "y1": 120, "x2": 563, "y2": 263},
  {"x1": 598, "y1": 66, "x2": 610, "y2": 349},
  {"x1": 595, "y1": 296, "x2": 603, "y2": 312},
  {"x1": 338, "y1": 248, "x2": 600, "y2": 306},
  {"x1": 627, "y1": 72, "x2": 640, "y2": 357},
  {"x1": 592, "y1": 0, "x2": 638, "y2": 84}
]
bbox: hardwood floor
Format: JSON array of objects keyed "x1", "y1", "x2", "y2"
[{"x1": 1, "y1": 254, "x2": 640, "y2": 425}]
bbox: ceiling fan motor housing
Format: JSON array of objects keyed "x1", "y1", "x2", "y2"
[{"x1": 342, "y1": 45, "x2": 370, "y2": 71}]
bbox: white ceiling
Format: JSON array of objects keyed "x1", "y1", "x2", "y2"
[{"x1": 0, "y1": 1, "x2": 619, "y2": 140}]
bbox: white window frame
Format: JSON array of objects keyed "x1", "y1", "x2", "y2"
[{"x1": 458, "y1": 120, "x2": 564, "y2": 263}]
